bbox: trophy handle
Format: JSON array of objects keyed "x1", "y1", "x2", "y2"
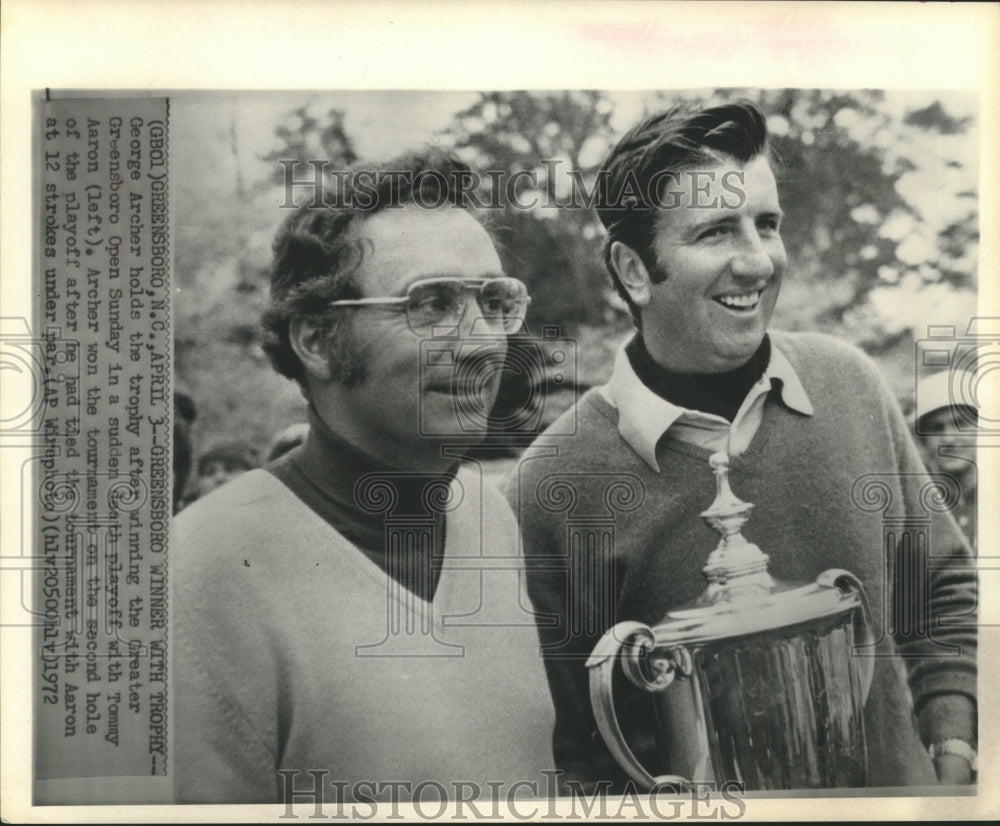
[
  {"x1": 817, "y1": 568, "x2": 875, "y2": 701},
  {"x1": 586, "y1": 621, "x2": 690, "y2": 792}
]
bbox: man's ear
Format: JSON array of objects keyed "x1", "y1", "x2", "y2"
[
  {"x1": 609, "y1": 241, "x2": 653, "y2": 307},
  {"x1": 289, "y1": 316, "x2": 333, "y2": 383}
]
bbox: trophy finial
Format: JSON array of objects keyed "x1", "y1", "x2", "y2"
[{"x1": 699, "y1": 452, "x2": 774, "y2": 601}]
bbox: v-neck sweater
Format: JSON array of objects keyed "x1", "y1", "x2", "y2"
[
  {"x1": 171, "y1": 466, "x2": 555, "y2": 803},
  {"x1": 268, "y1": 405, "x2": 454, "y2": 602}
]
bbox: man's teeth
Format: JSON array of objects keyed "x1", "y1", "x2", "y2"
[{"x1": 716, "y1": 290, "x2": 761, "y2": 309}]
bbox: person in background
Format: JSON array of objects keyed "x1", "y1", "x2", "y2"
[
  {"x1": 913, "y1": 368, "x2": 978, "y2": 549},
  {"x1": 193, "y1": 439, "x2": 260, "y2": 499}
]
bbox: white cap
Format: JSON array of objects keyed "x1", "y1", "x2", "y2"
[{"x1": 916, "y1": 369, "x2": 976, "y2": 422}]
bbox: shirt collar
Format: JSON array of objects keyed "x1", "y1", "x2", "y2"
[
  {"x1": 767, "y1": 342, "x2": 813, "y2": 418},
  {"x1": 602, "y1": 334, "x2": 813, "y2": 471}
]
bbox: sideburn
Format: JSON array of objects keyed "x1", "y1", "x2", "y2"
[{"x1": 323, "y1": 314, "x2": 372, "y2": 388}]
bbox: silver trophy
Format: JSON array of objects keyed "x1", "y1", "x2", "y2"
[{"x1": 588, "y1": 452, "x2": 874, "y2": 790}]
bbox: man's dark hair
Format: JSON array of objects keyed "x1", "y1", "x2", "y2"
[
  {"x1": 596, "y1": 101, "x2": 771, "y2": 325},
  {"x1": 261, "y1": 149, "x2": 483, "y2": 388}
]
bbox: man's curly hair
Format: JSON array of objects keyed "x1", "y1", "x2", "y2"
[{"x1": 261, "y1": 149, "x2": 484, "y2": 389}]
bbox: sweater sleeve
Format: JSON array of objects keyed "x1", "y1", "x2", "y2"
[
  {"x1": 172, "y1": 607, "x2": 281, "y2": 803},
  {"x1": 828, "y1": 344, "x2": 978, "y2": 724},
  {"x1": 171, "y1": 490, "x2": 284, "y2": 803},
  {"x1": 883, "y1": 377, "x2": 978, "y2": 715},
  {"x1": 786, "y1": 332, "x2": 978, "y2": 718}
]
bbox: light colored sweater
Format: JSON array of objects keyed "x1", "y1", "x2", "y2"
[
  {"x1": 171, "y1": 466, "x2": 555, "y2": 803},
  {"x1": 508, "y1": 331, "x2": 977, "y2": 789}
]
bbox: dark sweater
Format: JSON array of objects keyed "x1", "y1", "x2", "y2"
[{"x1": 506, "y1": 331, "x2": 976, "y2": 790}]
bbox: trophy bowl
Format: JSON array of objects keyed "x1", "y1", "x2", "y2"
[{"x1": 587, "y1": 453, "x2": 874, "y2": 791}]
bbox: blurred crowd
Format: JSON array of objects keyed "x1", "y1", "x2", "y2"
[{"x1": 172, "y1": 387, "x2": 308, "y2": 514}]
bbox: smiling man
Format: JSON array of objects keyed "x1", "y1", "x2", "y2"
[
  {"x1": 507, "y1": 102, "x2": 977, "y2": 792},
  {"x1": 170, "y1": 151, "x2": 554, "y2": 804}
]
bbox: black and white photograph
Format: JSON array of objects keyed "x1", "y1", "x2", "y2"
[{"x1": 2, "y1": 1, "x2": 998, "y2": 822}]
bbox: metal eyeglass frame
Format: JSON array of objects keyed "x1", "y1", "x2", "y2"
[{"x1": 326, "y1": 276, "x2": 531, "y2": 335}]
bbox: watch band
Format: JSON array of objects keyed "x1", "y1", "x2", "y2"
[{"x1": 929, "y1": 738, "x2": 978, "y2": 773}]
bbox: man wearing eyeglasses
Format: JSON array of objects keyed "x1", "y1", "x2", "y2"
[
  {"x1": 508, "y1": 102, "x2": 977, "y2": 792},
  {"x1": 170, "y1": 151, "x2": 554, "y2": 805}
]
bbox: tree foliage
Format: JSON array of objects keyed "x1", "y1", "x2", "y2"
[
  {"x1": 261, "y1": 104, "x2": 358, "y2": 187},
  {"x1": 441, "y1": 91, "x2": 621, "y2": 331}
]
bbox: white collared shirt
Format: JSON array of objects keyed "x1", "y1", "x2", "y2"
[{"x1": 599, "y1": 337, "x2": 814, "y2": 471}]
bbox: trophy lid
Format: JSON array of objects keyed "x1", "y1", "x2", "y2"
[{"x1": 650, "y1": 453, "x2": 862, "y2": 648}]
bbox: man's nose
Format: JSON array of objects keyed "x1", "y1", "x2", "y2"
[
  {"x1": 456, "y1": 291, "x2": 491, "y2": 337},
  {"x1": 730, "y1": 228, "x2": 775, "y2": 280}
]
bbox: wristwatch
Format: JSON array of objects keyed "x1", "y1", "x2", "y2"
[{"x1": 929, "y1": 738, "x2": 978, "y2": 773}]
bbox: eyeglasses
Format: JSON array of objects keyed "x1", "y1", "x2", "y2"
[{"x1": 328, "y1": 277, "x2": 531, "y2": 335}]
